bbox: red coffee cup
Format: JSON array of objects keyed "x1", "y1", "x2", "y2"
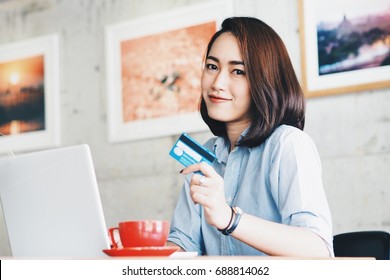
[{"x1": 108, "y1": 220, "x2": 170, "y2": 248}]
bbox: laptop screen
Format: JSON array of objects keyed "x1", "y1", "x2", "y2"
[{"x1": 0, "y1": 144, "x2": 110, "y2": 258}]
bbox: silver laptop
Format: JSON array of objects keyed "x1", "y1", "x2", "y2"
[{"x1": 0, "y1": 144, "x2": 110, "y2": 258}]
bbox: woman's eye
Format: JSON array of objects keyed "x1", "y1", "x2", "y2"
[
  {"x1": 233, "y1": 69, "x2": 246, "y2": 75},
  {"x1": 206, "y1": 64, "x2": 218, "y2": 71}
]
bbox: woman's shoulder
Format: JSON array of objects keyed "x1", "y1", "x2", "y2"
[
  {"x1": 271, "y1": 124, "x2": 307, "y2": 138},
  {"x1": 265, "y1": 124, "x2": 315, "y2": 150}
]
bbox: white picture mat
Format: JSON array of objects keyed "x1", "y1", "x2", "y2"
[
  {"x1": 299, "y1": 0, "x2": 390, "y2": 96},
  {"x1": 0, "y1": 34, "x2": 60, "y2": 154},
  {"x1": 105, "y1": 0, "x2": 234, "y2": 142}
]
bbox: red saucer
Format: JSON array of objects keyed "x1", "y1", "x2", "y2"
[{"x1": 103, "y1": 246, "x2": 178, "y2": 257}]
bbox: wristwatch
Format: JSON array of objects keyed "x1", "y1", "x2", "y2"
[{"x1": 220, "y1": 206, "x2": 243, "y2": 236}]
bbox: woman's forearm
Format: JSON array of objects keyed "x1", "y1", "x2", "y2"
[{"x1": 231, "y1": 213, "x2": 331, "y2": 258}]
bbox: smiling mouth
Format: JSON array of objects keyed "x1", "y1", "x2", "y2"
[{"x1": 208, "y1": 95, "x2": 232, "y2": 103}]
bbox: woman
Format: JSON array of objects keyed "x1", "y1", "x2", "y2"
[{"x1": 167, "y1": 17, "x2": 333, "y2": 257}]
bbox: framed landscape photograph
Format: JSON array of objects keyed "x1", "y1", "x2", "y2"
[
  {"x1": 298, "y1": 0, "x2": 390, "y2": 97},
  {"x1": 105, "y1": 0, "x2": 233, "y2": 142},
  {"x1": 0, "y1": 34, "x2": 60, "y2": 154}
]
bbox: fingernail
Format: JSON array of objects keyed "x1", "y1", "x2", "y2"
[{"x1": 179, "y1": 169, "x2": 184, "y2": 174}]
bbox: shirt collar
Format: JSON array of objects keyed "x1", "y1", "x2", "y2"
[{"x1": 213, "y1": 126, "x2": 251, "y2": 164}]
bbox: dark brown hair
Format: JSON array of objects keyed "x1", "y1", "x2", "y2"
[{"x1": 200, "y1": 17, "x2": 305, "y2": 147}]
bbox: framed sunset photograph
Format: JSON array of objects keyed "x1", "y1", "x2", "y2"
[
  {"x1": 298, "y1": 0, "x2": 390, "y2": 97},
  {"x1": 0, "y1": 34, "x2": 60, "y2": 154},
  {"x1": 105, "y1": 0, "x2": 233, "y2": 142}
]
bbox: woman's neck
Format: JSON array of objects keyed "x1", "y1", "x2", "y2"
[{"x1": 226, "y1": 121, "x2": 251, "y2": 152}]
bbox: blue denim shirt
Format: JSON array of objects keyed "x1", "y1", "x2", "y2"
[{"x1": 168, "y1": 125, "x2": 333, "y2": 256}]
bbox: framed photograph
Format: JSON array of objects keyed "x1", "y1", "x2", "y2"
[
  {"x1": 298, "y1": 0, "x2": 390, "y2": 97},
  {"x1": 0, "y1": 34, "x2": 60, "y2": 154},
  {"x1": 105, "y1": 0, "x2": 233, "y2": 142}
]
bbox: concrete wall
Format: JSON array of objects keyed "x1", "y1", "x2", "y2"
[{"x1": 0, "y1": 0, "x2": 389, "y2": 255}]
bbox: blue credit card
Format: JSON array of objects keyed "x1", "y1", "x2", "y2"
[{"x1": 169, "y1": 133, "x2": 216, "y2": 169}]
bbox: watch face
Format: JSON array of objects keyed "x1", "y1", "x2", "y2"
[{"x1": 234, "y1": 206, "x2": 243, "y2": 215}]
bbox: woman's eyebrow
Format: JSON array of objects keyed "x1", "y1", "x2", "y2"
[
  {"x1": 206, "y1": 55, "x2": 219, "y2": 63},
  {"x1": 206, "y1": 55, "x2": 244, "y2": 66}
]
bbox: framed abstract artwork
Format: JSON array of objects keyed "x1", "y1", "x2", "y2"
[
  {"x1": 105, "y1": 0, "x2": 233, "y2": 142},
  {"x1": 298, "y1": 0, "x2": 390, "y2": 97},
  {"x1": 0, "y1": 34, "x2": 60, "y2": 154}
]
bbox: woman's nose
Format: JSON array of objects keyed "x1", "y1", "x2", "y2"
[{"x1": 211, "y1": 70, "x2": 228, "y2": 92}]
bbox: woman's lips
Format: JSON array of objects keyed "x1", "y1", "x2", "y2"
[{"x1": 208, "y1": 95, "x2": 232, "y2": 103}]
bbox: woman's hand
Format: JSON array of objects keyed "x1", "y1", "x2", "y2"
[{"x1": 181, "y1": 162, "x2": 231, "y2": 230}]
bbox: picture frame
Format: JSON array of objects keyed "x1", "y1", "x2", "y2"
[
  {"x1": 298, "y1": 0, "x2": 390, "y2": 97},
  {"x1": 0, "y1": 34, "x2": 60, "y2": 154},
  {"x1": 105, "y1": 0, "x2": 233, "y2": 143}
]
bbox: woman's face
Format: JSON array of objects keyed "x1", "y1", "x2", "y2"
[{"x1": 201, "y1": 32, "x2": 251, "y2": 126}]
